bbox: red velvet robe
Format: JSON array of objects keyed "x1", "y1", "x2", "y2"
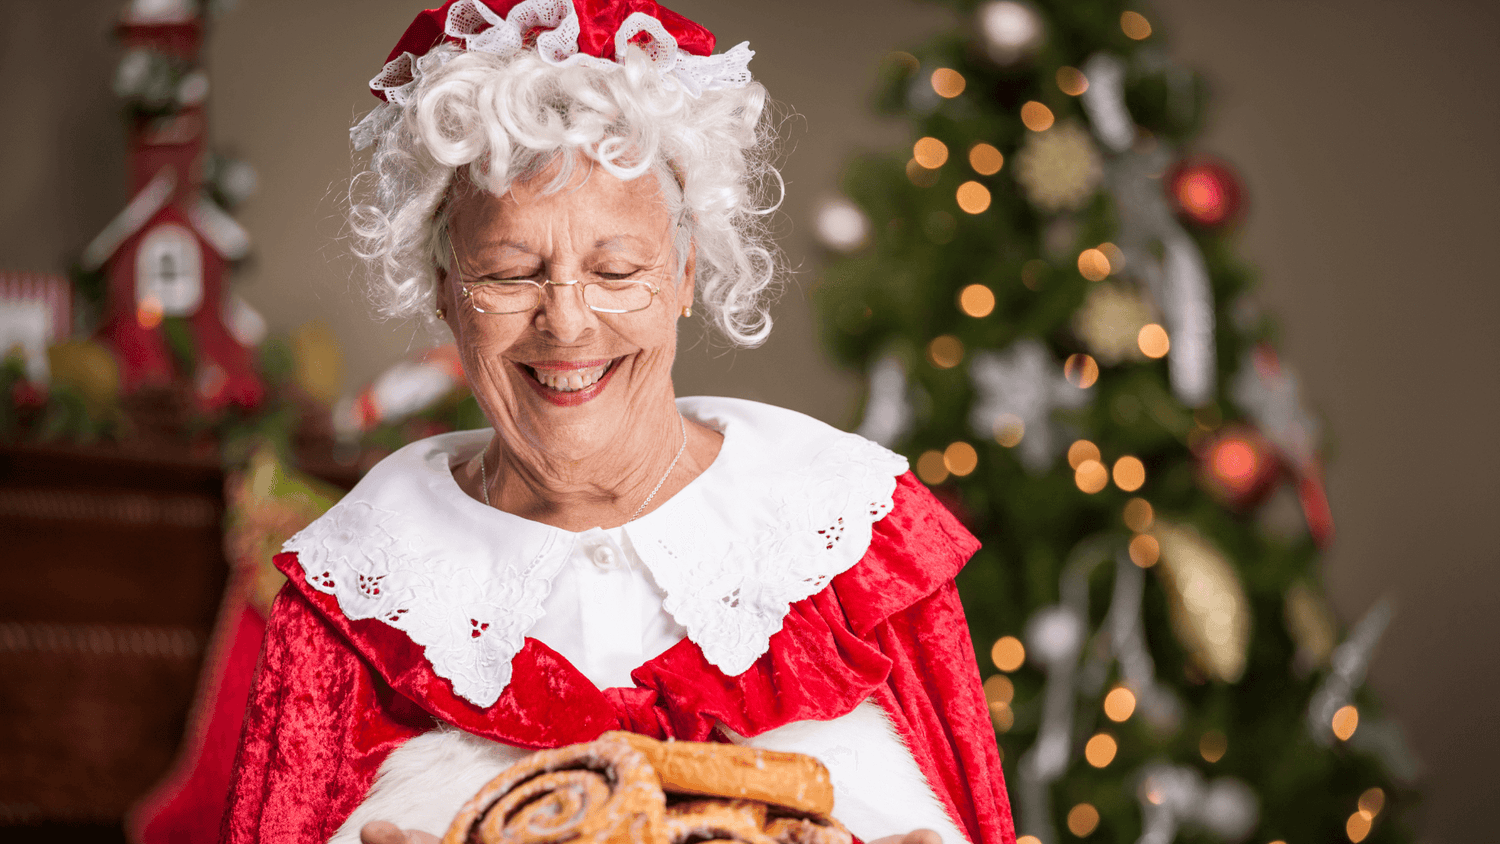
[{"x1": 223, "y1": 473, "x2": 1016, "y2": 844}]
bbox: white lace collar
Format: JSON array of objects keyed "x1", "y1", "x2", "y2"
[{"x1": 285, "y1": 397, "x2": 908, "y2": 708}]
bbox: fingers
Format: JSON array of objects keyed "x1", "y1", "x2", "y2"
[
  {"x1": 360, "y1": 822, "x2": 406, "y2": 844},
  {"x1": 905, "y1": 828, "x2": 942, "y2": 844},
  {"x1": 359, "y1": 822, "x2": 440, "y2": 844}
]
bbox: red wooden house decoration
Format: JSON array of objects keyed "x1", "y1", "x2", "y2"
[{"x1": 81, "y1": 0, "x2": 264, "y2": 412}]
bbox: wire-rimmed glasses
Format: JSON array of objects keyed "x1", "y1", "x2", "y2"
[{"x1": 460, "y1": 277, "x2": 660, "y2": 315}]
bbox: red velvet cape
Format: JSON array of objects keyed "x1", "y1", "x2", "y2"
[{"x1": 223, "y1": 473, "x2": 1016, "y2": 844}]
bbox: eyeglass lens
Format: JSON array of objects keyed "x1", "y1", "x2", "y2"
[{"x1": 467, "y1": 280, "x2": 656, "y2": 314}]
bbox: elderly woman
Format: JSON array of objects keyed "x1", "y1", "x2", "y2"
[{"x1": 225, "y1": 2, "x2": 1014, "y2": 843}]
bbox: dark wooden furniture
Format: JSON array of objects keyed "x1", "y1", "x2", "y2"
[{"x1": 0, "y1": 442, "x2": 228, "y2": 838}]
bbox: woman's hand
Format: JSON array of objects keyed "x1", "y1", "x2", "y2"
[
  {"x1": 870, "y1": 829, "x2": 942, "y2": 844},
  {"x1": 359, "y1": 821, "x2": 439, "y2": 844}
]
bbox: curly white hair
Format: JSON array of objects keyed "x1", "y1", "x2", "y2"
[{"x1": 348, "y1": 45, "x2": 784, "y2": 346}]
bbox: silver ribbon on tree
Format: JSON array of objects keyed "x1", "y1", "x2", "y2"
[{"x1": 1080, "y1": 53, "x2": 1217, "y2": 407}]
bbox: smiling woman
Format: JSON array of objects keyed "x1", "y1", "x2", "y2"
[{"x1": 222, "y1": 2, "x2": 1017, "y2": 844}]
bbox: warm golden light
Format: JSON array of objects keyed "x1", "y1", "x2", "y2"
[
  {"x1": 991, "y1": 636, "x2": 1026, "y2": 671},
  {"x1": 945, "y1": 441, "x2": 980, "y2": 476},
  {"x1": 1077, "y1": 248, "x2": 1111, "y2": 281},
  {"x1": 1199, "y1": 729, "x2": 1228, "y2": 763},
  {"x1": 1017, "y1": 837, "x2": 1042, "y2": 844},
  {"x1": 1121, "y1": 11, "x2": 1153, "y2": 40},
  {"x1": 1138, "y1": 323, "x2": 1170, "y2": 358},
  {"x1": 1064, "y1": 353, "x2": 1100, "y2": 388},
  {"x1": 916, "y1": 450, "x2": 949, "y2": 485},
  {"x1": 928, "y1": 335, "x2": 964, "y2": 368},
  {"x1": 1076, "y1": 459, "x2": 1109, "y2": 494},
  {"x1": 1098, "y1": 242, "x2": 1125, "y2": 271},
  {"x1": 1103, "y1": 686, "x2": 1136, "y2": 722},
  {"x1": 1113, "y1": 456, "x2": 1146, "y2": 491},
  {"x1": 989, "y1": 700, "x2": 1015, "y2": 731},
  {"x1": 1067, "y1": 439, "x2": 1101, "y2": 469},
  {"x1": 1021, "y1": 101, "x2": 1055, "y2": 132},
  {"x1": 1066, "y1": 803, "x2": 1100, "y2": 837},
  {"x1": 932, "y1": 68, "x2": 967, "y2": 98},
  {"x1": 959, "y1": 284, "x2": 997, "y2": 317},
  {"x1": 1128, "y1": 534, "x2": 1160, "y2": 568},
  {"x1": 969, "y1": 143, "x2": 1004, "y2": 175},
  {"x1": 993, "y1": 413, "x2": 1025, "y2": 447},
  {"x1": 983, "y1": 674, "x2": 1015, "y2": 705},
  {"x1": 1333, "y1": 705, "x2": 1360, "y2": 741},
  {"x1": 905, "y1": 158, "x2": 940, "y2": 187},
  {"x1": 1358, "y1": 787, "x2": 1386, "y2": 818},
  {"x1": 1056, "y1": 66, "x2": 1089, "y2": 96},
  {"x1": 1346, "y1": 811, "x2": 1372, "y2": 843},
  {"x1": 1084, "y1": 733, "x2": 1118, "y2": 768},
  {"x1": 136, "y1": 296, "x2": 165, "y2": 330},
  {"x1": 914, "y1": 136, "x2": 950, "y2": 169},
  {"x1": 957, "y1": 181, "x2": 992, "y2": 214},
  {"x1": 1123, "y1": 498, "x2": 1154, "y2": 532}
]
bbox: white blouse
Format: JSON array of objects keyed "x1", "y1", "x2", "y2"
[{"x1": 286, "y1": 397, "x2": 968, "y2": 844}]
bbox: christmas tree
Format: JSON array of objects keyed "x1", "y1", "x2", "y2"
[{"x1": 814, "y1": 2, "x2": 1417, "y2": 842}]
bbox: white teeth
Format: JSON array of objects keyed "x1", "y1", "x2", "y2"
[{"x1": 532, "y1": 363, "x2": 609, "y2": 392}]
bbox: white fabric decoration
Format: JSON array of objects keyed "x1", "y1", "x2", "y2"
[
  {"x1": 284, "y1": 397, "x2": 907, "y2": 707},
  {"x1": 968, "y1": 339, "x2": 1090, "y2": 474},
  {"x1": 352, "y1": 0, "x2": 755, "y2": 149}
]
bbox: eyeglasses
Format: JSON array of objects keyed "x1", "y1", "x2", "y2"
[
  {"x1": 461, "y1": 277, "x2": 660, "y2": 315},
  {"x1": 448, "y1": 240, "x2": 661, "y2": 315}
]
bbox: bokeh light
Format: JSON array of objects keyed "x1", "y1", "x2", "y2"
[
  {"x1": 1359, "y1": 787, "x2": 1386, "y2": 818},
  {"x1": 1064, "y1": 353, "x2": 1100, "y2": 388},
  {"x1": 944, "y1": 441, "x2": 979, "y2": 476},
  {"x1": 957, "y1": 181, "x2": 992, "y2": 213},
  {"x1": 1138, "y1": 323, "x2": 1170, "y2": 358},
  {"x1": 969, "y1": 143, "x2": 1004, "y2": 175},
  {"x1": 1021, "y1": 100, "x2": 1055, "y2": 131},
  {"x1": 1103, "y1": 686, "x2": 1136, "y2": 722},
  {"x1": 991, "y1": 635, "x2": 1026, "y2": 671},
  {"x1": 1121, "y1": 10, "x2": 1153, "y2": 40},
  {"x1": 1333, "y1": 705, "x2": 1360, "y2": 740},
  {"x1": 1128, "y1": 534, "x2": 1159, "y2": 567},
  {"x1": 1075, "y1": 459, "x2": 1109, "y2": 493},
  {"x1": 1067, "y1": 803, "x2": 1100, "y2": 837},
  {"x1": 993, "y1": 413, "x2": 1026, "y2": 447},
  {"x1": 913, "y1": 136, "x2": 949, "y2": 168},
  {"x1": 1123, "y1": 497, "x2": 1154, "y2": 532},
  {"x1": 983, "y1": 674, "x2": 1015, "y2": 705},
  {"x1": 1346, "y1": 811, "x2": 1372, "y2": 843},
  {"x1": 960, "y1": 284, "x2": 997, "y2": 317},
  {"x1": 989, "y1": 700, "x2": 1015, "y2": 731},
  {"x1": 1085, "y1": 733, "x2": 1117, "y2": 768},
  {"x1": 928, "y1": 335, "x2": 964, "y2": 368},
  {"x1": 905, "y1": 158, "x2": 940, "y2": 187},
  {"x1": 1199, "y1": 729, "x2": 1228, "y2": 763},
  {"x1": 1067, "y1": 439, "x2": 1101, "y2": 469},
  {"x1": 932, "y1": 67, "x2": 967, "y2": 97},
  {"x1": 1056, "y1": 66, "x2": 1089, "y2": 96},
  {"x1": 136, "y1": 296, "x2": 165, "y2": 330},
  {"x1": 916, "y1": 450, "x2": 949, "y2": 485},
  {"x1": 1098, "y1": 241, "x2": 1125, "y2": 271},
  {"x1": 1077, "y1": 248, "x2": 1111, "y2": 281},
  {"x1": 1113, "y1": 456, "x2": 1146, "y2": 491}
]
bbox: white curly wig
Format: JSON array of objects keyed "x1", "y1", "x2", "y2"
[{"x1": 348, "y1": 44, "x2": 784, "y2": 346}]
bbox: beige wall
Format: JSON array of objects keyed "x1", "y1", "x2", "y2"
[{"x1": 3, "y1": 0, "x2": 1498, "y2": 839}]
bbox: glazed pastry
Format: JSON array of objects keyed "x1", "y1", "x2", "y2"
[{"x1": 607, "y1": 732, "x2": 835, "y2": 816}]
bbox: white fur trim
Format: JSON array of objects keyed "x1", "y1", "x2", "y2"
[
  {"x1": 724, "y1": 700, "x2": 972, "y2": 844},
  {"x1": 327, "y1": 729, "x2": 528, "y2": 844}
]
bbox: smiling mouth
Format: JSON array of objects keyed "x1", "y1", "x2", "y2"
[{"x1": 519, "y1": 357, "x2": 623, "y2": 403}]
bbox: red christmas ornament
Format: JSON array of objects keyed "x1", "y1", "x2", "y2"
[
  {"x1": 1167, "y1": 157, "x2": 1245, "y2": 229},
  {"x1": 1197, "y1": 424, "x2": 1281, "y2": 510}
]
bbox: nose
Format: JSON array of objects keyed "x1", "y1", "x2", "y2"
[{"x1": 534, "y1": 280, "x2": 596, "y2": 343}]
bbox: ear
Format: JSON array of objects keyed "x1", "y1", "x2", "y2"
[{"x1": 676, "y1": 240, "x2": 697, "y2": 311}]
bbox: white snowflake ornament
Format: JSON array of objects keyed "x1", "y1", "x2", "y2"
[{"x1": 969, "y1": 339, "x2": 1090, "y2": 473}]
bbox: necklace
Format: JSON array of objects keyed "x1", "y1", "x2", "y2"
[{"x1": 479, "y1": 413, "x2": 688, "y2": 523}]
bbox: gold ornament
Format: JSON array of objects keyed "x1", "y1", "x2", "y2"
[
  {"x1": 291, "y1": 320, "x2": 345, "y2": 406},
  {"x1": 1013, "y1": 120, "x2": 1103, "y2": 213},
  {"x1": 223, "y1": 447, "x2": 344, "y2": 616},
  {"x1": 1151, "y1": 521, "x2": 1251, "y2": 682},
  {"x1": 1073, "y1": 282, "x2": 1156, "y2": 364},
  {"x1": 46, "y1": 339, "x2": 121, "y2": 412}
]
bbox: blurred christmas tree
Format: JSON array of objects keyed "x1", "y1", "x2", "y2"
[{"x1": 814, "y1": 2, "x2": 1418, "y2": 842}]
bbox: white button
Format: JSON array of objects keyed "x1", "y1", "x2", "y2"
[{"x1": 591, "y1": 545, "x2": 617, "y2": 570}]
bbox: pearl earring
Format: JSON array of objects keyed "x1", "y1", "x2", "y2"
[
  {"x1": 680, "y1": 305, "x2": 692, "y2": 318},
  {"x1": 435, "y1": 307, "x2": 447, "y2": 320}
]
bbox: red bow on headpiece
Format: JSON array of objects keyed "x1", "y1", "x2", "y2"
[{"x1": 373, "y1": 0, "x2": 720, "y2": 102}]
